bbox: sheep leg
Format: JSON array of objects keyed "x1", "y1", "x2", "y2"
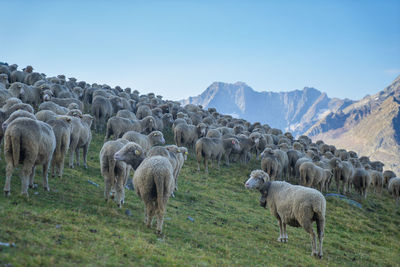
[
  {"x1": 59, "y1": 159, "x2": 65, "y2": 178},
  {"x1": 196, "y1": 158, "x2": 201, "y2": 172},
  {"x1": 217, "y1": 154, "x2": 222, "y2": 170},
  {"x1": 115, "y1": 175, "x2": 125, "y2": 208},
  {"x1": 104, "y1": 176, "x2": 112, "y2": 202},
  {"x1": 316, "y1": 216, "x2": 325, "y2": 259},
  {"x1": 75, "y1": 148, "x2": 80, "y2": 167},
  {"x1": 145, "y1": 203, "x2": 155, "y2": 228},
  {"x1": 204, "y1": 156, "x2": 209, "y2": 174},
  {"x1": 21, "y1": 165, "x2": 33, "y2": 197},
  {"x1": 283, "y1": 223, "x2": 288, "y2": 242},
  {"x1": 29, "y1": 166, "x2": 36, "y2": 189},
  {"x1": 4, "y1": 163, "x2": 14, "y2": 196},
  {"x1": 303, "y1": 221, "x2": 317, "y2": 257},
  {"x1": 156, "y1": 209, "x2": 165, "y2": 235},
  {"x1": 42, "y1": 163, "x2": 50, "y2": 191},
  {"x1": 69, "y1": 144, "x2": 76, "y2": 168},
  {"x1": 277, "y1": 219, "x2": 284, "y2": 242},
  {"x1": 83, "y1": 144, "x2": 89, "y2": 169}
]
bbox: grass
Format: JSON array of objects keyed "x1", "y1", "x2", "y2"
[{"x1": 0, "y1": 130, "x2": 399, "y2": 266}]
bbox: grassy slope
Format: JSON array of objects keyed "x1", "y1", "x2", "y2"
[{"x1": 0, "y1": 130, "x2": 399, "y2": 266}]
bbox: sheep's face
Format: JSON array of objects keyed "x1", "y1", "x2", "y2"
[
  {"x1": 150, "y1": 131, "x2": 165, "y2": 145},
  {"x1": 114, "y1": 143, "x2": 145, "y2": 170},
  {"x1": 245, "y1": 170, "x2": 269, "y2": 190}
]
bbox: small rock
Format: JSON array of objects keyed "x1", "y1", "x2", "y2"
[
  {"x1": 125, "y1": 209, "x2": 132, "y2": 216},
  {"x1": 187, "y1": 216, "x2": 194, "y2": 222},
  {"x1": 34, "y1": 192, "x2": 39, "y2": 195},
  {"x1": 56, "y1": 225, "x2": 62, "y2": 229},
  {"x1": 164, "y1": 217, "x2": 171, "y2": 221},
  {"x1": 89, "y1": 229, "x2": 97, "y2": 233}
]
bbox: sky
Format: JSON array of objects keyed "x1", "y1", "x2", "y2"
[{"x1": 1, "y1": 0, "x2": 399, "y2": 101}]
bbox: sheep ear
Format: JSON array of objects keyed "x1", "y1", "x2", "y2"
[
  {"x1": 185, "y1": 151, "x2": 188, "y2": 155},
  {"x1": 135, "y1": 150, "x2": 141, "y2": 155}
]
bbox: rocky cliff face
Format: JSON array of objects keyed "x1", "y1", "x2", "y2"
[
  {"x1": 181, "y1": 82, "x2": 353, "y2": 137},
  {"x1": 306, "y1": 75, "x2": 400, "y2": 173}
]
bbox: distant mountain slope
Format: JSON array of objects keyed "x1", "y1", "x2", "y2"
[
  {"x1": 181, "y1": 82, "x2": 353, "y2": 136},
  {"x1": 306, "y1": 75, "x2": 400, "y2": 173}
]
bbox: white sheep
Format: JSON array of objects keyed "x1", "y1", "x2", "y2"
[{"x1": 245, "y1": 170, "x2": 326, "y2": 258}]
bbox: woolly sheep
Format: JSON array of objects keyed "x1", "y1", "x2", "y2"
[
  {"x1": 245, "y1": 170, "x2": 326, "y2": 258},
  {"x1": 388, "y1": 177, "x2": 400, "y2": 205},
  {"x1": 4, "y1": 117, "x2": 56, "y2": 196},
  {"x1": 122, "y1": 130, "x2": 165, "y2": 154},
  {"x1": 383, "y1": 170, "x2": 396, "y2": 188},
  {"x1": 352, "y1": 168, "x2": 371, "y2": 198},
  {"x1": 100, "y1": 139, "x2": 132, "y2": 207},
  {"x1": 133, "y1": 156, "x2": 175, "y2": 234},
  {"x1": 105, "y1": 116, "x2": 156, "y2": 140}
]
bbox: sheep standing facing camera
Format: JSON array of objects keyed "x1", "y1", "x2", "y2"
[{"x1": 245, "y1": 170, "x2": 326, "y2": 258}]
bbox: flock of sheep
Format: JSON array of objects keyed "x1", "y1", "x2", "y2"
[{"x1": 0, "y1": 62, "x2": 400, "y2": 258}]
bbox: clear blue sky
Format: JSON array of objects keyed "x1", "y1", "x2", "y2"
[{"x1": 1, "y1": 0, "x2": 399, "y2": 100}]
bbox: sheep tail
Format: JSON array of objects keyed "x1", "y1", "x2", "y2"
[
  {"x1": 156, "y1": 173, "x2": 165, "y2": 213},
  {"x1": 10, "y1": 130, "x2": 21, "y2": 167}
]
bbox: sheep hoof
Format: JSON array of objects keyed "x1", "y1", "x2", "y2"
[
  {"x1": 156, "y1": 230, "x2": 162, "y2": 236},
  {"x1": 44, "y1": 186, "x2": 50, "y2": 192},
  {"x1": 84, "y1": 164, "x2": 88, "y2": 169},
  {"x1": 4, "y1": 191, "x2": 10, "y2": 197},
  {"x1": 318, "y1": 254, "x2": 323, "y2": 259}
]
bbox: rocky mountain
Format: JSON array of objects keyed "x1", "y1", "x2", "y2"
[
  {"x1": 181, "y1": 82, "x2": 353, "y2": 137},
  {"x1": 306, "y1": 75, "x2": 400, "y2": 173}
]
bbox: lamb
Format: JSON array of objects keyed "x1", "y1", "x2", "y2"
[
  {"x1": 383, "y1": 170, "x2": 396, "y2": 188},
  {"x1": 388, "y1": 177, "x2": 400, "y2": 205},
  {"x1": 329, "y1": 158, "x2": 354, "y2": 194},
  {"x1": 100, "y1": 139, "x2": 132, "y2": 207},
  {"x1": 352, "y1": 168, "x2": 371, "y2": 198},
  {"x1": 47, "y1": 117, "x2": 72, "y2": 178},
  {"x1": 245, "y1": 170, "x2": 326, "y2": 258},
  {"x1": 122, "y1": 130, "x2": 165, "y2": 154},
  {"x1": 195, "y1": 137, "x2": 240, "y2": 173},
  {"x1": 105, "y1": 116, "x2": 156, "y2": 140},
  {"x1": 166, "y1": 145, "x2": 188, "y2": 191},
  {"x1": 3, "y1": 118, "x2": 56, "y2": 196}
]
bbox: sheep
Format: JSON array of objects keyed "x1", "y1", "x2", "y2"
[
  {"x1": 388, "y1": 177, "x2": 400, "y2": 205},
  {"x1": 39, "y1": 101, "x2": 69, "y2": 115},
  {"x1": 166, "y1": 145, "x2": 188, "y2": 191},
  {"x1": 134, "y1": 156, "x2": 175, "y2": 234},
  {"x1": 116, "y1": 109, "x2": 137, "y2": 120},
  {"x1": 2, "y1": 110, "x2": 36, "y2": 131},
  {"x1": 8, "y1": 82, "x2": 42, "y2": 107},
  {"x1": 91, "y1": 96, "x2": 113, "y2": 132},
  {"x1": 261, "y1": 148, "x2": 283, "y2": 180},
  {"x1": 136, "y1": 104, "x2": 152, "y2": 120},
  {"x1": 174, "y1": 123, "x2": 205, "y2": 149},
  {"x1": 329, "y1": 158, "x2": 354, "y2": 194},
  {"x1": 352, "y1": 168, "x2": 371, "y2": 198},
  {"x1": 105, "y1": 116, "x2": 156, "y2": 140},
  {"x1": 195, "y1": 137, "x2": 241, "y2": 173},
  {"x1": 206, "y1": 128, "x2": 222, "y2": 139},
  {"x1": 122, "y1": 130, "x2": 165, "y2": 154},
  {"x1": 35, "y1": 110, "x2": 58, "y2": 122},
  {"x1": 68, "y1": 114, "x2": 93, "y2": 169},
  {"x1": 370, "y1": 161, "x2": 385, "y2": 172},
  {"x1": 161, "y1": 113, "x2": 174, "y2": 130},
  {"x1": 3, "y1": 117, "x2": 56, "y2": 196},
  {"x1": 286, "y1": 149, "x2": 303, "y2": 179},
  {"x1": 49, "y1": 97, "x2": 84, "y2": 111},
  {"x1": 364, "y1": 165, "x2": 383, "y2": 194},
  {"x1": 245, "y1": 170, "x2": 326, "y2": 258},
  {"x1": 47, "y1": 117, "x2": 72, "y2": 178},
  {"x1": 4, "y1": 103, "x2": 34, "y2": 118},
  {"x1": 383, "y1": 170, "x2": 396, "y2": 188},
  {"x1": 100, "y1": 139, "x2": 132, "y2": 207},
  {"x1": 300, "y1": 162, "x2": 331, "y2": 192}
]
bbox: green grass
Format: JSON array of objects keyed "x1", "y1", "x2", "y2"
[{"x1": 0, "y1": 130, "x2": 399, "y2": 266}]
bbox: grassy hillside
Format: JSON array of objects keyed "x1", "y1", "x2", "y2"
[{"x1": 0, "y1": 130, "x2": 399, "y2": 266}]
